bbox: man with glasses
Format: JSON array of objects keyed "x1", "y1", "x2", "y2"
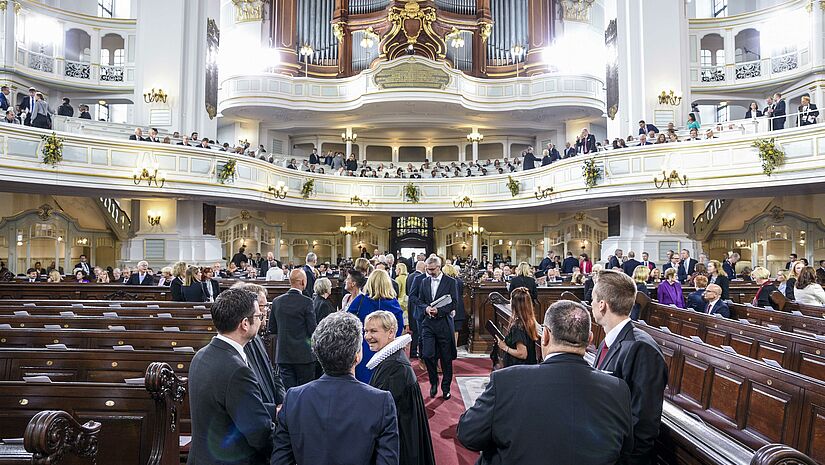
[
  {"x1": 188, "y1": 288, "x2": 274, "y2": 465},
  {"x1": 702, "y1": 284, "x2": 730, "y2": 318}
]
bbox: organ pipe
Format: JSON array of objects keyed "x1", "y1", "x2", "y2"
[
  {"x1": 297, "y1": 0, "x2": 338, "y2": 66},
  {"x1": 487, "y1": 0, "x2": 528, "y2": 66}
]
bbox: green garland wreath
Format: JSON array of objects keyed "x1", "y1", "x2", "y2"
[
  {"x1": 582, "y1": 158, "x2": 602, "y2": 190},
  {"x1": 217, "y1": 159, "x2": 237, "y2": 184},
  {"x1": 42, "y1": 132, "x2": 64, "y2": 167},
  {"x1": 506, "y1": 175, "x2": 520, "y2": 197},
  {"x1": 752, "y1": 138, "x2": 785, "y2": 176},
  {"x1": 403, "y1": 183, "x2": 420, "y2": 203},
  {"x1": 300, "y1": 178, "x2": 315, "y2": 199}
]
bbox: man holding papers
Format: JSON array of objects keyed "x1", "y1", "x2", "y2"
[{"x1": 415, "y1": 255, "x2": 460, "y2": 400}]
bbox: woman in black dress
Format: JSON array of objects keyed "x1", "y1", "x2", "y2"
[
  {"x1": 508, "y1": 262, "x2": 538, "y2": 302},
  {"x1": 365, "y1": 311, "x2": 435, "y2": 465},
  {"x1": 170, "y1": 261, "x2": 187, "y2": 302},
  {"x1": 496, "y1": 287, "x2": 539, "y2": 367},
  {"x1": 181, "y1": 266, "x2": 207, "y2": 302}
]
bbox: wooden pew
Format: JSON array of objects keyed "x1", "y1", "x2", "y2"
[
  {"x1": 0, "y1": 314, "x2": 216, "y2": 332},
  {"x1": 0, "y1": 305, "x2": 211, "y2": 320},
  {"x1": 0, "y1": 328, "x2": 213, "y2": 351},
  {"x1": 492, "y1": 293, "x2": 823, "y2": 465},
  {"x1": 0, "y1": 362, "x2": 185, "y2": 465},
  {"x1": 0, "y1": 300, "x2": 211, "y2": 309},
  {"x1": 636, "y1": 294, "x2": 825, "y2": 383},
  {"x1": 771, "y1": 291, "x2": 825, "y2": 319},
  {"x1": 0, "y1": 284, "x2": 171, "y2": 301},
  {"x1": 724, "y1": 301, "x2": 825, "y2": 338},
  {"x1": 0, "y1": 410, "x2": 101, "y2": 465}
]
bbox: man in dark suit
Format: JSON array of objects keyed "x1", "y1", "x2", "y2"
[
  {"x1": 591, "y1": 270, "x2": 668, "y2": 465},
  {"x1": 231, "y1": 246, "x2": 248, "y2": 267},
  {"x1": 638, "y1": 120, "x2": 659, "y2": 135},
  {"x1": 702, "y1": 284, "x2": 730, "y2": 318},
  {"x1": 606, "y1": 249, "x2": 623, "y2": 270},
  {"x1": 817, "y1": 260, "x2": 825, "y2": 285},
  {"x1": 272, "y1": 312, "x2": 399, "y2": 464},
  {"x1": 128, "y1": 127, "x2": 147, "y2": 141},
  {"x1": 662, "y1": 255, "x2": 685, "y2": 282},
  {"x1": 785, "y1": 253, "x2": 798, "y2": 270},
  {"x1": 723, "y1": 252, "x2": 739, "y2": 278},
  {"x1": 538, "y1": 251, "x2": 555, "y2": 272},
  {"x1": 0, "y1": 86, "x2": 9, "y2": 111},
  {"x1": 679, "y1": 249, "x2": 697, "y2": 282},
  {"x1": 308, "y1": 148, "x2": 320, "y2": 165},
  {"x1": 406, "y1": 260, "x2": 426, "y2": 358},
  {"x1": 563, "y1": 142, "x2": 576, "y2": 158},
  {"x1": 415, "y1": 256, "x2": 459, "y2": 399},
  {"x1": 576, "y1": 129, "x2": 597, "y2": 155},
  {"x1": 621, "y1": 251, "x2": 641, "y2": 277},
  {"x1": 687, "y1": 275, "x2": 708, "y2": 313},
  {"x1": 269, "y1": 269, "x2": 317, "y2": 389},
  {"x1": 798, "y1": 95, "x2": 819, "y2": 126},
  {"x1": 561, "y1": 252, "x2": 579, "y2": 274},
  {"x1": 302, "y1": 253, "x2": 317, "y2": 298},
  {"x1": 125, "y1": 260, "x2": 153, "y2": 285},
  {"x1": 57, "y1": 98, "x2": 73, "y2": 117},
  {"x1": 19, "y1": 87, "x2": 36, "y2": 126},
  {"x1": 78, "y1": 104, "x2": 92, "y2": 119},
  {"x1": 458, "y1": 300, "x2": 633, "y2": 465},
  {"x1": 25, "y1": 268, "x2": 43, "y2": 282},
  {"x1": 522, "y1": 147, "x2": 537, "y2": 170},
  {"x1": 640, "y1": 252, "x2": 656, "y2": 271},
  {"x1": 770, "y1": 92, "x2": 786, "y2": 130},
  {"x1": 188, "y1": 289, "x2": 274, "y2": 465},
  {"x1": 259, "y1": 252, "x2": 281, "y2": 276},
  {"x1": 74, "y1": 254, "x2": 92, "y2": 276}
]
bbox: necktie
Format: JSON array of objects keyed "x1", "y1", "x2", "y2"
[
  {"x1": 596, "y1": 343, "x2": 609, "y2": 368},
  {"x1": 706, "y1": 303, "x2": 713, "y2": 314}
]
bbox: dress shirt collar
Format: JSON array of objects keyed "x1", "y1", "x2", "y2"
[
  {"x1": 604, "y1": 318, "x2": 632, "y2": 348},
  {"x1": 215, "y1": 334, "x2": 248, "y2": 364},
  {"x1": 288, "y1": 287, "x2": 303, "y2": 294},
  {"x1": 543, "y1": 352, "x2": 565, "y2": 362}
]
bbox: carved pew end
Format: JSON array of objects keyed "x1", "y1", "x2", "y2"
[
  {"x1": 24, "y1": 410, "x2": 101, "y2": 465},
  {"x1": 751, "y1": 443, "x2": 818, "y2": 465}
]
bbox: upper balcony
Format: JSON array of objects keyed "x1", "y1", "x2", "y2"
[
  {"x1": 1, "y1": 0, "x2": 136, "y2": 91},
  {"x1": 688, "y1": 0, "x2": 813, "y2": 91}
]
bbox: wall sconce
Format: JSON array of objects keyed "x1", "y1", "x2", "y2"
[
  {"x1": 76, "y1": 237, "x2": 89, "y2": 246},
  {"x1": 453, "y1": 195, "x2": 473, "y2": 208},
  {"x1": 143, "y1": 88, "x2": 168, "y2": 104},
  {"x1": 147, "y1": 211, "x2": 161, "y2": 226},
  {"x1": 350, "y1": 195, "x2": 370, "y2": 207},
  {"x1": 446, "y1": 27, "x2": 464, "y2": 48},
  {"x1": 653, "y1": 170, "x2": 687, "y2": 189},
  {"x1": 657, "y1": 89, "x2": 682, "y2": 106},
  {"x1": 341, "y1": 131, "x2": 358, "y2": 142},
  {"x1": 534, "y1": 184, "x2": 554, "y2": 200},
  {"x1": 468, "y1": 225, "x2": 484, "y2": 235},
  {"x1": 339, "y1": 226, "x2": 357, "y2": 235},
  {"x1": 133, "y1": 162, "x2": 166, "y2": 188},
  {"x1": 268, "y1": 181, "x2": 288, "y2": 199},
  {"x1": 661, "y1": 213, "x2": 676, "y2": 229},
  {"x1": 299, "y1": 44, "x2": 314, "y2": 77},
  {"x1": 467, "y1": 131, "x2": 483, "y2": 143},
  {"x1": 360, "y1": 27, "x2": 379, "y2": 48},
  {"x1": 734, "y1": 240, "x2": 749, "y2": 248}
]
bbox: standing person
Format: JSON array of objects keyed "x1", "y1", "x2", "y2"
[
  {"x1": 302, "y1": 252, "x2": 317, "y2": 298},
  {"x1": 272, "y1": 312, "x2": 399, "y2": 465},
  {"x1": 723, "y1": 252, "x2": 739, "y2": 278},
  {"x1": 522, "y1": 147, "x2": 537, "y2": 170},
  {"x1": 341, "y1": 269, "x2": 366, "y2": 312},
  {"x1": 799, "y1": 95, "x2": 819, "y2": 126},
  {"x1": 19, "y1": 87, "x2": 36, "y2": 126},
  {"x1": 579, "y1": 253, "x2": 593, "y2": 274},
  {"x1": 182, "y1": 266, "x2": 207, "y2": 302},
  {"x1": 561, "y1": 252, "x2": 579, "y2": 274},
  {"x1": 538, "y1": 251, "x2": 555, "y2": 272},
  {"x1": 415, "y1": 256, "x2": 459, "y2": 400},
  {"x1": 31, "y1": 92, "x2": 51, "y2": 129},
  {"x1": 170, "y1": 261, "x2": 187, "y2": 302},
  {"x1": 78, "y1": 104, "x2": 92, "y2": 119},
  {"x1": 366, "y1": 311, "x2": 436, "y2": 465},
  {"x1": 406, "y1": 260, "x2": 426, "y2": 358},
  {"x1": 0, "y1": 85, "x2": 9, "y2": 111},
  {"x1": 57, "y1": 98, "x2": 74, "y2": 117},
  {"x1": 621, "y1": 251, "x2": 641, "y2": 277},
  {"x1": 657, "y1": 268, "x2": 685, "y2": 308},
  {"x1": 231, "y1": 282, "x2": 286, "y2": 420},
  {"x1": 458, "y1": 300, "x2": 633, "y2": 465},
  {"x1": 269, "y1": 269, "x2": 317, "y2": 389},
  {"x1": 442, "y1": 264, "x2": 466, "y2": 346},
  {"x1": 312, "y1": 277, "x2": 336, "y2": 378},
  {"x1": 771, "y1": 92, "x2": 786, "y2": 130},
  {"x1": 508, "y1": 262, "x2": 538, "y2": 302},
  {"x1": 395, "y1": 262, "x2": 409, "y2": 333},
  {"x1": 187, "y1": 289, "x2": 274, "y2": 465},
  {"x1": 606, "y1": 249, "x2": 623, "y2": 270},
  {"x1": 679, "y1": 249, "x2": 697, "y2": 283},
  {"x1": 706, "y1": 260, "x2": 730, "y2": 301},
  {"x1": 576, "y1": 128, "x2": 597, "y2": 155},
  {"x1": 745, "y1": 102, "x2": 762, "y2": 119},
  {"x1": 494, "y1": 287, "x2": 538, "y2": 367},
  {"x1": 348, "y1": 269, "x2": 405, "y2": 383},
  {"x1": 686, "y1": 112, "x2": 701, "y2": 129},
  {"x1": 231, "y1": 246, "x2": 248, "y2": 268},
  {"x1": 591, "y1": 270, "x2": 668, "y2": 465}
]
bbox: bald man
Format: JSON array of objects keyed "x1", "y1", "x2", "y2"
[
  {"x1": 702, "y1": 284, "x2": 730, "y2": 318},
  {"x1": 269, "y1": 268, "x2": 318, "y2": 389}
]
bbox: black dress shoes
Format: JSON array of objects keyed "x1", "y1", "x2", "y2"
[
  {"x1": 430, "y1": 386, "x2": 437, "y2": 398},
  {"x1": 442, "y1": 392, "x2": 451, "y2": 400}
]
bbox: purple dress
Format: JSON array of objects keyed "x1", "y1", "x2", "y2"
[{"x1": 657, "y1": 280, "x2": 685, "y2": 308}]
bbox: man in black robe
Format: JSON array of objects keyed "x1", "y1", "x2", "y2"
[{"x1": 366, "y1": 311, "x2": 435, "y2": 465}]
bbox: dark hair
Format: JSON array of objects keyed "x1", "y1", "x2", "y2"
[
  {"x1": 688, "y1": 113, "x2": 696, "y2": 122},
  {"x1": 210, "y1": 288, "x2": 258, "y2": 333},
  {"x1": 346, "y1": 269, "x2": 367, "y2": 289},
  {"x1": 796, "y1": 267, "x2": 818, "y2": 289},
  {"x1": 592, "y1": 270, "x2": 636, "y2": 317},
  {"x1": 26, "y1": 268, "x2": 36, "y2": 274},
  {"x1": 510, "y1": 287, "x2": 538, "y2": 341},
  {"x1": 312, "y1": 312, "x2": 362, "y2": 376},
  {"x1": 543, "y1": 300, "x2": 591, "y2": 349}
]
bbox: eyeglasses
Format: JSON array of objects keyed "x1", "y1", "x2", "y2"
[{"x1": 249, "y1": 313, "x2": 265, "y2": 321}]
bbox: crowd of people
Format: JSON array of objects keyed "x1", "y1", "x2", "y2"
[{"x1": 0, "y1": 85, "x2": 90, "y2": 129}]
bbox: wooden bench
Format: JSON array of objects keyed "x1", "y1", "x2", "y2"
[
  {"x1": 0, "y1": 300, "x2": 211, "y2": 309},
  {"x1": 771, "y1": 291, "x2": 825, "y2": 319},
  {"x1": 0, "y1": 314, "x2": 216, "y2": 332},
  {"x1": 724, "y1": 301, "x2": 825, "y2": 338},
  {"x1": 0, "y1": 284, "x2": 171, "y2": 301},
  {"x1": 0, "y1": 410, "x2": 101, "y2": 465},
  {"x1": 0, "y1": 328, "x2": 213, "y2": 351},
  {"x1": 0, "y1": 305, "x2": 212, "y2": 320},
  {"x1": 0, "y1": 362, "x2": 185, "y2": 465}
]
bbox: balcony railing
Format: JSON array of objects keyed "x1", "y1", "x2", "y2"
[
  {"x1": 15, "y1": 46, "x2": 133, "y2": 87},
  {"x1": 692, "y1": 48, "x2": 808, "y2": 87}
]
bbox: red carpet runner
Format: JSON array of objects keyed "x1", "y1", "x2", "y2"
[{"x1": 412, "y1": 357, "x2": 491, "y2": 465}]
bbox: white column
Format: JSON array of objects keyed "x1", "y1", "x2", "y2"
[
  {"x1": 273, "y1": 225, "x2": 282, "y2": 260},
  {"x1": 344, "y1": 215, "x2": 352, "y2": 259},
  {"x1": 811, "y1": 4, "x2": 824, "y2": 69},
  {"x1": 543, "y1": 226, "x2": 551, "y2": 255},
  {"x1": 0, "y1": 0, "x2": 16, "y2": 70},
  {"x1": 471, "y1": 216, "x2": 481, "y2": 259},
  {"x1": 472, "y1": 140, "x2": 479, "y2": 162}
]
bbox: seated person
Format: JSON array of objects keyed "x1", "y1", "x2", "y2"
[{"x1": 686, "y1": 275, "x2": 708, "y2": 313}]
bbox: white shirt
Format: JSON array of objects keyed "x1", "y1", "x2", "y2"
[
  {"x1": 706, "y1": 298, "x2": 719, "y2": 314},
  {"x1": 430, "y1": 273, "x2": 442, "y2": 299},
  {"x1": 266, "y1": 267, "x2": 285, "y2": 281},
  {"x1": 604, "y1": 318, "x2": 633, "y2": 348},
  {"x1": 215, "y1": 334, "x2": 248, "y2": 365},
  {"x1": 542, "y1": 352, "x2": 566, "y2": 362}
]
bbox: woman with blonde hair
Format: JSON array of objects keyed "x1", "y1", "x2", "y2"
[
  {"x1": 395, "y1": 262, "x2": 409, "y2": 333},
  {"x1": 157, "y1": 266, "x2": 173, "y2": 286},
  {"x1": 47, "y1": 270, "x2": 61, "y2": 283},
  {"x1": 182, "y1": 266, "x2": 207, "y2": 302},
  {"x1": 706, "y1": 259, "x2": 729, "y2": 300},
  {"x1": 751, "y1": 266, "x2": 778, "y2": 309},
  {"x1": 170, "y1": 261, "x2": 187, "y2": 302},
  {"x1": 348, "y1": 269, "x2": 404, "y2": 382},
  {"x1": 442, "y1": 264, "x2": 466, "y2": 346},
  {"x1": 508, "y1": 261, "x2": 538, "y2": 301},
  {"x1": 785, "y1": 260, "x2": 804, "y2": 300},
  {"x1": 630, "y1": 265, "x2": 650, "y2": 320}
]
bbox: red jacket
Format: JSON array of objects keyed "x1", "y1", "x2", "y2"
[{"x1": 579, "y1": 260, "x2": 593, "y2": 274}]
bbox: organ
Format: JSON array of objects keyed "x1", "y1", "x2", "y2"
[{"x1": 269, "y1": 0, "x2": 556, "y2": 77}]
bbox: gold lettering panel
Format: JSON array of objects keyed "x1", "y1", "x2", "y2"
[{"x1": 374, "y1": 62, "x2": 450, "y2": 90}]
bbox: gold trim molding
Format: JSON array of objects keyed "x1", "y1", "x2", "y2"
[
  {"x1": 232, "y1": 0, "x2": 266, "y2": 23},
  {"x1": 559, "y1": 0, "x2": 594, "y2": 23},
  {"x1": 0, "y1": 1, "x2": 7, "y2": 12}
]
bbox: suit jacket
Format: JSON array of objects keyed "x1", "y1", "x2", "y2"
[
  {"x1": 128, "y1": 135, "x2": 148, "y2": 141},
  {"x1": 702, "y1": 299, "x2": 730, "y2": 318},
  {"x1": 538, "y1": 257, "x2": 554, "y2": 271},
  {"x1": 204, "y1": 278, "x2": 221, "y2": 301},
  {"x1": 564, "y1": 147, "x2": 577, "y2": 158},
  {"x1": 638, "y1": 123, "x2": 658, "y2": 135},
  {"x1": 595, "y1": 323, "x2": 668, "y2": 465},
  {"x1": 308, "y1": 152, "x2": 320, "y2": 165},
  {"x1": 79, "y1": 111, "x2": 92, "y2": 119},
  {"x1": 576, "y1": 134, "x2": 597, "y2": 155},
  {"x1": 686, "y1": 288, "x2": 706, "y2": 313},
  {"x1": 182, "y1": 281, "x2": 208, "y2": 302},
  {"x1": 508, "y1": 275, "x2": 538, "y2": 302},
  {"x1": 640, "y1": 260, "x2": 656, "y2": 271},
  {"x1": 458, "y1": 353, "x2": 633, "y2": 465},
  {"x1": 622, "y1": 259, "x2": 641, "y2": 277},
  {"x1": 244, "y1": 336, "x2": 285, "y2": 420},
  {"x1": 722, "y1": 260, "x2": 736, "y2": 278},
  {"x1": 406, "y1": 271, "x2": 426, "y2": 321},
  {"x1": 522, "y1": 153, "x2": 537, "y2": 170},
  {"x1": 272, "y1": 374, "x2": 399, "y2": 465},
  {"x1": 20, "y1": 95, "x2": 34, "y2": 124},
  {"x1": 170, "y1": 276, "x2": 184, "y2": 302},
  {"x1": 269, "y1": 289, "x2": 316, "y2": 364},
  {"x1": 745, "y1": 109, "x2": 762, "y2": 119},
  {"x1": 771, "y1": 100, "x2": 786, "y2": 129},
  {"x1": 312, "y1": 295, "x2": 335, "y2": 324},
  {"x1": 188, "y1": 338, "x2": 274, "y2": 465},
  {"x1": 74, "y1": 262, "x2": 92, "y2": 276},
  {"x1": 258, "y1": 259, "x2": 281, "y2": 276},
  {"x1": 561, "y1": 256, "x2": 579, "y2": 274},
  {"x1": 663, "y1": 262, "x2": 688, "y2": 283},
  {"x1": 679, "y1": 258, "x2": 697, "y2": 280},
  {"x1": 415, "y1": 274, "x2": 459, "y2": 360},
  {"x1": 799, "y1": 103, "x2": 819, "y2": 126},
  {"x1": 0, "y1": 93, "x2": 8, "y2": 111},
  {"x1": 816, "y1": 267, "x2": 825, "y2": 285},
  {"x1": 607, "y1": 255, "x2": 621, "y2": 270},
  {"x1": 302, "y1": 265, "x2": 316, "y2": 298},
  {"x1": 57, "y1": 104, "x2": 73, "y2": 117},
  {"x1": 126, "y1": 273, "x2": 153, "y2": 285}
]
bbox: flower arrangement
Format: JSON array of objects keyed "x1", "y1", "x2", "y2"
[
  {"x1": 300, "y1": 178, "x2": 315, "y2": 199},
  {"x1": 403, "y1": 183, "x2": 420, "y2": 203},
  {"x1": 582, "y1": 158, "x2": 602, "y2": 190},
  {"x1": 217, "y1": 159, "x2": 237, "y2": 184},
  {"x1": 41, "y1": 132, "x2": 64, "y2": 167},
  {"x1": 506, "y1": 176, "x2": 520, "y2": 197},
  {"x1": 752, "y1": 138, "x2": 785, "y2": 176}
]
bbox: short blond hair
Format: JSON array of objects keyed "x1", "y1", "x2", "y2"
[
  {"x1": 354, "y1": 257, "x2": 370, "y2": 274},
  {"x1": 365, "y1": 310, "x2": 398, "y2": 334},
  {"x1": 664, "y1": 267, "x2": 677, "y2": 279},
  {"x1": 516, "y1": 262, "x2": 531, "y2": 277},
  {"x1": 442, "y1": 264, "x2": 458, "y2": 278},
  {"x1": 172, "y1": 261, "x2": 187, "y2": 278},
  {"x1": 751, "y1": 266, "x2": 770, "y2": 281},
  {"x1": 314, "y1": 277, "x2": 332, "y2": 296},
  {"x1": 364, "y1": 269, "x2": 397, "y2": 300},
  {"x1": 632, "y1": 265, "x2": 649, "y2": 283}
]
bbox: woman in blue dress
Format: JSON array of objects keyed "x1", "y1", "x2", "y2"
[{"x1": 348, "y1": 269, "x2": 405, "y2": 382}]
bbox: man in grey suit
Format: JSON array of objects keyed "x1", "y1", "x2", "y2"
[
  {"x1": 188, "y1": 288, "x2": 274, "y2": 465},
  {"x1": 269, "y1": 269, "x2": 317, "y2": 389},
  {"x1": 302, "y1": 253, "x2": 317, "y2": 298},
  {"x1": 458, "y1": 300, "x2": 633, "y2": 465}
]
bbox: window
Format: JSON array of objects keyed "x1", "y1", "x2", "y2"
[
  {"x1": 98, "y1": 0, "x2": 114, "y2": 18},
  {"x1": 700, "y1": 49, "x2": 712, "y2": 67},
  {"x1": 716, "y1": 103, "x2": 729, "y2": 123},
  {"x1": 99, "y1": 49, "x2": 110, "y2": 65},
  {"x1": 712, "y1": 0, "x2": 727, "y2": 17},
  {"x1": 113, "y1": 49, "x2": 125, "y2": 66},
  {"x1": 96, "y1": 103, "x2": 110, "y2": 122},
  {"x1": 715, "y1": 49, "x2": 725, "y2": 66}
]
